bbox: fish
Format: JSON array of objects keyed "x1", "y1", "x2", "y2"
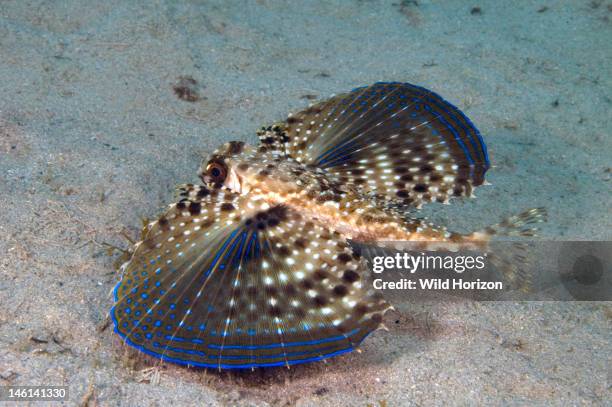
[{"x1": 110, "y1": 82, "x2": 545, "y2": 369}]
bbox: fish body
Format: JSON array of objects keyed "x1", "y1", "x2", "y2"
[
  {"x1": 111, "y1": 82, "x2": 544, "y2": 369},
  {"x1": 202, "y1": 142, "x2": 451, "y2": 243}
]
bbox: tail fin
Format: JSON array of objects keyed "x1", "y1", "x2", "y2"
[
  {"x1": 473, "y1": 208, "x2": 547, "y2": 292},
  {"x1": 471, "y1": 207, "x2": 547, "y2": 239}
]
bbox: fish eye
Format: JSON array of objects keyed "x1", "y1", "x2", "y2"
[{"x1": 205, "y1": 162, "x2": 228, "y2": 183}]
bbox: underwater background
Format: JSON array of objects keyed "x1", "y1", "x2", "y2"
[{"x1": 0, "y1": 0, "x2": 610, "y2": 405}]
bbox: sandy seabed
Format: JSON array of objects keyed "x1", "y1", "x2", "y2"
[{"x1": 1, "y1": 1, "x2": 610, "y2": 405}]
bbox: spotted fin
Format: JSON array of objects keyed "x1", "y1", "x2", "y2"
[
  {"x1": 111, "y1": 185, "x2": 389, "y2": 369},
  {"x1": 472, "y1": 207, "x2": 548, "y2": 292},
  {"x1": 471, "y1": 207, "x2": 547, "y2": 239},
  {"x1": 259, "y1": 82, "x2": 490, "y2": 208}
]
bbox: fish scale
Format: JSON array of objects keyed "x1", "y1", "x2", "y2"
[{"x1": 111, "y1": 82, "x2": 544, "y2": 369}]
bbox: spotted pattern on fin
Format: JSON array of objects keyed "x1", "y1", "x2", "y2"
[
  {"x1": 111, "y1": 185, "x2": 389, "y2": 369},
  {"x1": 259, "y1": 82, "x2": 490, "y2": 208}
]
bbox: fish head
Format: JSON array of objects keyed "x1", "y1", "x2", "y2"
[
  {"x1": 199, "y1": 141, "x2": 249, "y2": 193},
  {"x1": 200, "y1": 140, "x2": 282, "y2": 195},
  {"x1": 200, "y1": 140, "x2": 302, "y2": 197}
]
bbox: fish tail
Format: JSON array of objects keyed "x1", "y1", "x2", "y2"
[
  {"x1": 488, "y1": 241, "x2": 534, "y2": 292},
  {"x1": 469, "y1": 207, "x2": 547, "y2": 292},
  {"x1": 469, "y1": 207, "x2": 547, "y2": 240}
]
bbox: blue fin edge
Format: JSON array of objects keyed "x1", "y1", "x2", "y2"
[{"x1": 110, "y1": 280, "x2": 371, "y2": 369}]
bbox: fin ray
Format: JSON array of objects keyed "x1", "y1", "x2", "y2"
[
  {"x1": 471, "y1": 207, "x2": 548, "y2": 292},
  {"x1": 112, "y1": 186, "x2": 389, "y2": 369},
  {"x1": 260, "y1": 82, "x2": 490, "y2": 209}
]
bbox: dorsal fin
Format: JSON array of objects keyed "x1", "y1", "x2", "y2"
[{"x1": 259, "y1": 82, "x2": 490, "y2": 208}]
